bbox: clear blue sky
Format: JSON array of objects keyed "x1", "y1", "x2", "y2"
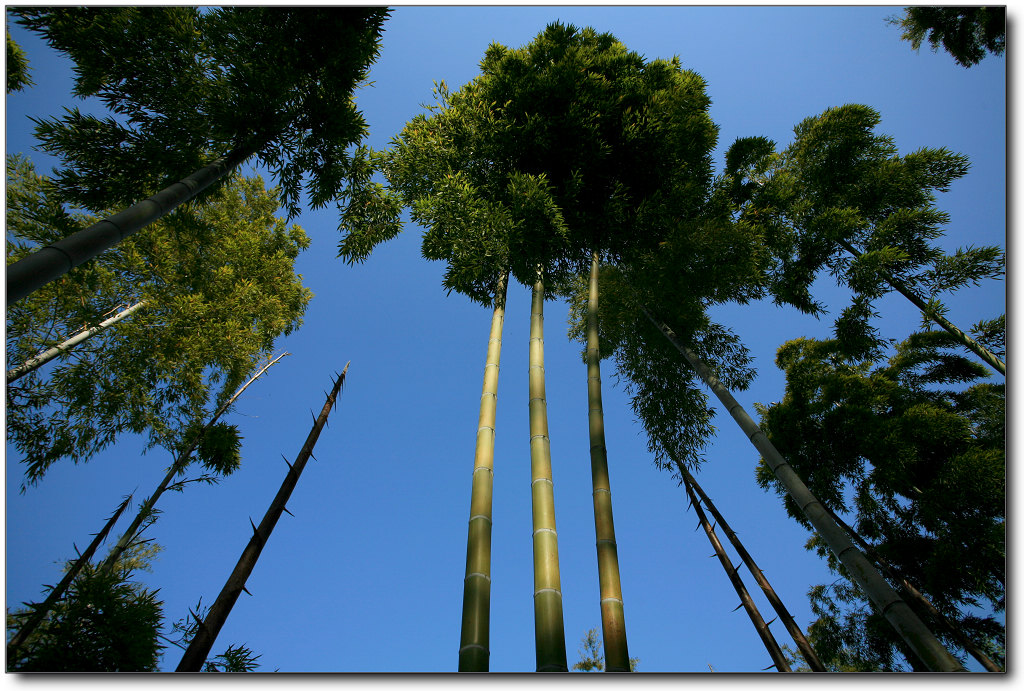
[{"x1": 4, "y1": 2, "x2": 1009, "y2": 676}]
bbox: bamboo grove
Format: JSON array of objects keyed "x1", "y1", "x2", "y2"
[{"x1": 6, "y1": 7, "x2": 1004, "y2": 672}]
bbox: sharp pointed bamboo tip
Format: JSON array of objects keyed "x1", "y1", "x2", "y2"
[
  {"x1": 249, "y1": 517, "x2": 259, "y2": 536},
  {"x1": 241, "y1": 585, "x2": 253, "y2": 597},
  {"x1": 762, "y1": 664, "x2": 776, "y2": 671},
  {"x1": 766, "y1": 617, "x2": 777, "y2": 626},
  {"x1": 282, "y1": 506, "x2": 294, "y2": 517},
  {"x1": 732, "y1": 603, "x2": 743, "y2": 612},
  {"x1": 282, "y1": 454, "x2": 293, "y2": 469}
]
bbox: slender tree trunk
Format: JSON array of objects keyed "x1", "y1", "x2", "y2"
[
  {"x1": 6, "y1": 493, "x2": 133, "y2": 662},
  {"x1": 681, "y1": 466, "x2": 825, "y2": 672},
  {"x1": 458, "y1": 271, "x2": 508, "y2": 672},
  {"x1": 176, "y1": 362, "x2": 349, "y2": 672},
  {"x1": 638, "y1": 306, "x2": 965, "y2": 672},
  {"x1": 838, "y1": 239, "x2": 1005, "y2": 375},
  {"x1": 7, "y1": 301, "x2": 148, "y2": 383},
  {"x1": 528, "y1": 266, "x2": 568, "y2": 673},
  {"x1": 682, "y1": 472, "x2": 791, "y2": 671},
  {"x1": 6, "y1": 138, "x2": 264, "y2": 306},
  {"x1": 825, "y1": 506, "x2": 1003, "y2": 672},
  {"x1": 585, "y1": 253, "x2": 630, "y2": 672},
  {"x1": 99, "y1": 352, "x2": 288, "y2": 572}
]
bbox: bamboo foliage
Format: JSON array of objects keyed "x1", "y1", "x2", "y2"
[
  {"x1": 528, "y1": 268, "x2": 568, "y2": 672},
  {"x1": 100, "y1": 353, "x2": 289, "y2": 572},
  {"x1": 458, "y1": 271, "x2": 508, "y2": 672},
  {"x1": 682, "y1": 466, "x2": 825, "y2": 672},
  {"x1": 639, "y1": 306, "x2": 965, "y2": 672},
  {"x1": 584, "y1": 253, "x2": 630, "y2": 672},
  {"x1": 176, "y1": 362, "x2": 349, "y2": 672},
  {"x1": 682, "y1": 472, "x2": 790, "y2": 672}
]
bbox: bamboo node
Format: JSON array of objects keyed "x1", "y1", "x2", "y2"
[
  {"x1": 465, "y1": 572, "x2": 491, "y2": 583},
  {"x1": 529, "y1": 434, "x2": 549, "y2": 442},
  {"x1": 533, "y1": 528, "x2": 557, "y2": 538},
  {"x1": 600, "y1": 597, "x2": 623, "y2": 605},
  {"x1": 459, "y1": 643, "x2": 489, "y2": 654},
  {"x1": 468, "y1": 514, "x2": 492, "y2": 525},
  {"x1": 593, "y1": 488, "x2": 610, "y2": 495},
  {"x1": 533, "y1": 587, "x2": 562, "y2": 599},
  {"x1": 531, "y1": 477, "x2": 553, "y2": 487},
  {"x1": 472, "y1": 466, "x2": 494, "y2": 476}
]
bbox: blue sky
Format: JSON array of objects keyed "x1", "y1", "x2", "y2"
[{"x1": 4, "y1": 3, "x2": 1008, "y2": 676}]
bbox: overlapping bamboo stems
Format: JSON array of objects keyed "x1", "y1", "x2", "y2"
[
  {"x1": 682, "y1": 472, "x2": 790, "y2": 671},
  {"x1": 681, "y1": 466, "x2": 825, "y2": 672},
  {"x1": 837, "y1": 239, "x2": 1005, "y2": 375},
  {"x1": 176, "y1": 362, "x2": 349, "y2": 672},
  {"x1": 584, "y1": 253, "x2": 630, "y2": 672},
  {"x1": 528, "y1": 267, "x2": 568, "y2": 672},
  {"x1": 7, "y1": 300, "x2": 148, "y2": 383},
  {"x1": 638, "y1": 305, "x2": 964, "y2": 672},
  {"x1": 6, "y1": 493, "x2": 134, "y2": 661},
  {"x1": 99, "y1": 352, "x2": 289, "y2": 572},
  {"x1": 458, "y1": 271, "x2": 508, "y2": 672},
  {"x1": 6, "y1": 140, "x2": 264, "y2": 306},
  {"x1": 824, "y1": 506, "x2": 1002, "y2": 672}
]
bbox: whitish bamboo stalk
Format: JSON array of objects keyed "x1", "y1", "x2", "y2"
[
  {"x1": 585, "y1": 253, "x2": 630, "y2": 672},
  {"x1": 639, "y1": 306, "x2": 965, "y2": 672},
  {"x1": 529, "y1": 267, "x2": 568, "y2": 673},
  {"x1": 6, "y1": 139, "x2": 262, "y2": 306},
  {"x1": 458, "y1": 271, "x2": 508, "y2": 672},
  {"x1": 682, "y1": 466, "x2": 825, "y2": 672},
  {"x1": 6, "y1": 493, "x2": 134, "y2": 661},
  {"x1": 838, "y1": 239, "x2": 1005, "y2": 375},
  {"x1": 7, "y1": 301, "x2": 148, "y2": 383},
  {"x1": 99, "y1": 352, "x2": 289, "y2": 572},
  {"x1": 825, "y1": 506, "x2": 1003, "y2": 673},
  {"x1": 683, "y1": 472, "x2": 791, "y2": 672},
  {"x1": 176, "y1": 362, "x2": 349, "y2": 672}
]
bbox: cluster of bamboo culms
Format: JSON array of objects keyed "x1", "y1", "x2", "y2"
[{"x1": 458, "y1": 256, "x2": 630, "y2": 673}]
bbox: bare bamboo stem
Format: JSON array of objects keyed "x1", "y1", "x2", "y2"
[
  {"x1": 175, "y1": 362, "x2": 349, "y2": 672},
  {"x1": 585, "y1": 253, "x2": 630, "y2": 672},
  {"x1": 683, "y1": 472, "x2": 791, "y2": 671},
  {"x1": 681, "y1": 466, "x2": 825, "y2": 671},
  {"x1": 529, "y1": 267, "x2": 568, "y2": 673},
  {"x1": 458, "y1": 271, "x2": 508, "y2": 672},
  {"x1": 6, "y1": 493, "x2": 134, "y2": 661}
]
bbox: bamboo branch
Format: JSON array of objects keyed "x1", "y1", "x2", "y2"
[{"x1": 838, "y1": 239, "x2": 1004, "y2": 375}]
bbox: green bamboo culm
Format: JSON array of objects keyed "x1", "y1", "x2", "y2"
[
  {"x1": 584, "y1": 253, "x2": 630, "y2": 672},
  {"x1": 528, "y1": 267, "x2": 568, "y2": 672},
  {"x1": 639, "y1": 306, "x2": 966, "y2": 672},
  {"x1": 458, "y1": 271, "x2": 509, "y2": 672}
]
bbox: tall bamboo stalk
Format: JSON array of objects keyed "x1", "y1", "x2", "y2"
[
  {"x1": 6, "y1": 493, "x2": 133, "y2": 661},
  {"x1": 639, "y1": 306, "x2": 965, "y2": 672},
  {"x1": 585, "y1": 253, "x2": 630, "y2": 672},
  {"x1": 99, "y1": 352, "x2": 288, "y2": 572},
  {"x1": 6, "y1": 139, "x2": 263, "y2": 305},
  {"x1": 176, "y1": 362, "x2": 349, "y2": 672},
  {"x1": 7, "y1": 301, "x2": 148, "y2": 383},
  {"x1": 458, "y1": 271, "x2": 508, "y2": 672},
  {"x1": 838, "y1": 239, "x2": 1005, "y2": 375},
  {"x1": 681, "y1": 466, "x2": 825, "y2": 672},
  {"x1": 683, "y1": 471, "x2": 791, "y2": 671},
  {"x1": 825, "y1": 506, "x2": 1003, "y2": 672},
  {"x1": 529, "y1": 267, "x2": 568, "y2": 672}
]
